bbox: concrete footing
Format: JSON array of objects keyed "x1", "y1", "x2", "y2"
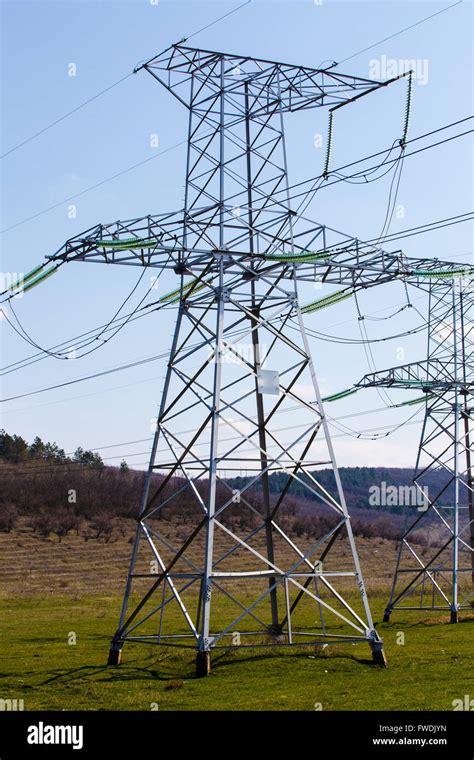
[
  {"x1": 196, "y1": 651, "x2": 211, "y2": 677},
  {"x1": 450, "y1": 609, "x2": 459, "y2": 624},
  {"x1": 107, "y1": 646, "x2": 122, "y2": 666},
  {"x1": 371, "y1": 647, "x2": 388, "y2": 667},
  {"x1": 267, "y1": 623, "x2": 283, "y2": 636}
]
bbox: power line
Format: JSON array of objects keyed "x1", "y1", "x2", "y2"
[
  {"x1": 0, "y1": 351, "x2": 171, "y2": 403},
  {"x1": 0, "y1": 297, "x2": 163, "y2": 376},
  {"x1": 1, "y1": 318, "x2": 251, "y2": 402},
  {"x1": 3, "y1": 218, "x2": 447, "y2": 373},
  {"x1": 351, "y1": 151, "x2": 406, "y2": 410},
  {"x1": 2, "y1": 116, "x2": 470, "y2": 237},
  {"x1": 1, "y1": 1, "x2": 252, "y2": 161},
  {"x1": 181, "y1": 0, "x2": 252, "y2": 43},
  {"x1": 334, "y1": 0, "x2": 463, "y2": 67},
  {"x1": 0, "y1": 73, "x2": 134, "y2": 160},
  {"x1": 0, "y1": 138, "x2": 188, "y2": 234},
  {"x1": 328, "y1": 407, "x2": 424, "y2": 441},
  {"x1": 313, "y1": 290, "x2": 427, "y2": 333},
  {"x1": 3, "y1": 256, "x2": 171, "y2": 361},
  {"x1": 435, "y1": 250, "x2": 473, "y2": 259},
  {"x1": 250, "y1": 116, "x2": 473, "y2": 210},
  {"x1": 0, "y1": 374, "x2": 163, "y2": 416},
  {"x1": 1, "y1": 416, "x2": 424, "y2": 477},
  {"x1": 286, "y1": 129, "x2": 473, "y2": 208},
  {"x1": 0, "y1": 399, "x2": 424, "y2": 475},
  {"x1": 298, "y1": 321, "x2": 426, "y2": 346},
  {"x1": 362, "y1": 212, "x2": 473, "y2": 248},
  {"x1": 0, "y1": 284, "x2": 427, "y2": 388}
]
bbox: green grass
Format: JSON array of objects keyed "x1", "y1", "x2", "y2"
[{"x1": 1, "y1": 594, "x2": 473, "y2": 711}]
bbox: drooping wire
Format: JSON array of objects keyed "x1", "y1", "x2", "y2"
[
  {"x1": 372, "y1": 151, "x2": 406, "y2": 250},
  {"x1": 298, "y1": 321, "x2": 426, "y2": 345},
  {"x1": 353, "y1": 288, "x2": 395, "y2": 407},
  {"x1": 2, "y1": 256, "x2": 172, "y2": 362},
  {"x1": 275, "y1": 74, "x2": 413, "y2": 243},
  {"x1": 346, "y1": 137, "x2": 409, "y2": 408},
  {"x1": 332, "y1": 139, "x2": 401, "y2": 184},
  {"x1": 0, "y1": 299, "x2": 160, "y2": 376},
  {"x1": 5, "y1": 264, "x2": 149, "y2": 359},
  {"x1": 327, "y1": 403, "x2": 425, "y2": 441}
]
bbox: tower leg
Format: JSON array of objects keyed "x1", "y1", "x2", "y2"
[
  {"x1": 382, "y1": 609, "x2": 391, "y2": 624},
  {"x1": 195, "y1": 262, "x2": 226, "y2": 676},
  {"x1": 450, "y1": 609, "x2": 459, "y2": 624},
  {"x1": 106, "y1": 305, "x2": 185, "y2": 664},
  {"x1": 246, "y1": 85, "x2": 280, "y2": 631}
]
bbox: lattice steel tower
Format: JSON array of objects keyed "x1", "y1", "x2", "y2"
[
  {"x1": 45, "y1": 45, "x2": 472, "y2": 674},
  {"x1": 106, "y1": 45, "x2": 393, "y2": 673}
]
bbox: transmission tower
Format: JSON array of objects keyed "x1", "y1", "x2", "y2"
[
  {"x1": 358, "y1": 278, "x2": 474, "y2": 622},
  {"x1": 44, "y1": 45, "x2": 473, "y2": 674}
]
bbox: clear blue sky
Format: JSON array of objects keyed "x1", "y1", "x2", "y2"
[{"x1": 1, "y1": 0, "x2": 473, "y2": 470}]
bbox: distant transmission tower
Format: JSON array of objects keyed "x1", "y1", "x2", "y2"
[
  {"x1": 359, "y1": 279, "x2": 474, "y2": 622},
  {"x1": 46, "y1": 45, "x2": 472, "y2": 674}
]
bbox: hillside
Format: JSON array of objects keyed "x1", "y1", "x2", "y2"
[
  {"x1": 228, "y1": 466, "x2": 466, "y2": 512},
  {"x1": 0, "y1": 428, "x2": 457, "y2": 547}
]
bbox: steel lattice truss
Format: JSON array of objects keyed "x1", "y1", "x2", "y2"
[
  {"x1": 48, "y1": 45, "x2": 468, "y2": 289},
  {"x1": 47, "y1": 213, "x2": 471, "y2": 288},
  {"x1": 137, "y1": 43, "x2": 390, "y2": 113},
  {"x1": 359, "y1": 281, "x2": 474, "y2": 621},
  {"x1": 42, "y1": 44, "x2": 473, "y2": 671}
]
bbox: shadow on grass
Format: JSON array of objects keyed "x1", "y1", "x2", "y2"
[
  {"x1": 37, "y1": 645, "x2": 379, "y2": 688},
  {"x1": 40, "y1": 660, "x2": 192, "y2": 686},
  {"x1": 210, "y1": 649, "x2": 375, "y2": 672},
  {"x1": 378, "y1": 613, "x2": 474, "y2": 629}
]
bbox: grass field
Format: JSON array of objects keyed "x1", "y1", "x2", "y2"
[
  {"x1": 1, "y1": 521, "x2": 473, "y2": 711},
  {"x1": 1, "y1": 594, "x2": 473, "y2": 711}
]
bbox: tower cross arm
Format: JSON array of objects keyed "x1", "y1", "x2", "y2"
[
  {"x1": 45, "y1": 215, "x2": 474, "y2": 291},
  {"x1": 135, "y1": 43, "x2": 406, "y2": 115},
  {"x1": 356, "y1": 359, "x2": 474, "y2": 391}
]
